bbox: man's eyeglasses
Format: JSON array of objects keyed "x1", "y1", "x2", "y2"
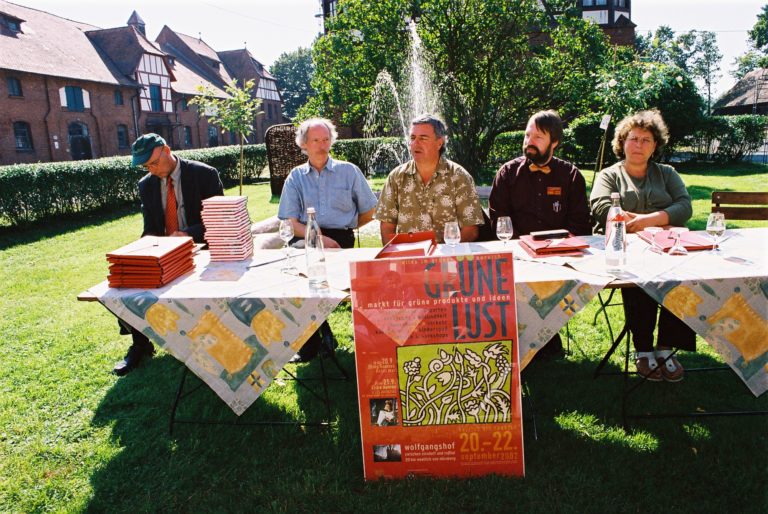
[
  {"x1": 142, "y1": 154, "x2": 162, "y2": 168},
  {"x1": 627, "y1": 136, "x2": 654, "y2": 146}
]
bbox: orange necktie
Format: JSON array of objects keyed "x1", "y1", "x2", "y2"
[
  {"x1": 529, "y1": 163, "x2": 551, "y2": 174},
  {"x1": 165, "y1": 177, "x2": 179, "y2": 235}
]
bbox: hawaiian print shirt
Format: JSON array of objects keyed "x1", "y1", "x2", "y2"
[{"x1": 375, "y1": 157, "x2": 484, "y2": 243}]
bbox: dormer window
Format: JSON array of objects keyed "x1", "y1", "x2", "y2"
[{"x1": 2, "y1": 14, "x2": 23, "y2": 32}]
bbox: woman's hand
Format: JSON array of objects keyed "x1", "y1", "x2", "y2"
[{"x1": 625, "y1": 211, "x2": 669, "y2": 233}]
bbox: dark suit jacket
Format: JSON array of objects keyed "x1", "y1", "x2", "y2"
[{"x1": 138, "y1": 157, "x2": 224, "y2": 243}]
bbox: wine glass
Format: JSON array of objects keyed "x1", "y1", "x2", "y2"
[
  {"x1": 668, "y1": 227, "x2": 689, "y2": 256},
  {"x1": 706, "y1": 212, "x2": 725, "y2": 253},
  {"x1": 645, "y1": 226, "x2": 664, "y2": 254},
  {"x1": 496, "y1": 216, "x2": 513, "y2": 245},
  {"x1": 278, "y1": 219, "x2": 297, "y2": 273},
  {"x1": 443, "y1": 221, "x2": 461, "y2": 247}
]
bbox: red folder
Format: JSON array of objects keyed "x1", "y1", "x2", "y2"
[
  {"x1": 519, "y1": 233, "x2": 589, "y2": 255},
  {"x1": 376, "y1": 231, "x2": 437, "y2": 259},
  {"x1": 106, "y1": 236, "x2": 195, "y2": 288},
  {"x1": 637, "y1": 230, "x2": 714, "y2": 252}
]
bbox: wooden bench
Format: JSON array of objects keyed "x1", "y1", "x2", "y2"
[{"x1": 711, "y1": 191, "x2": 768, "y2": 220}]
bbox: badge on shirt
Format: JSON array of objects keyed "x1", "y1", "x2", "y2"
[
  {"x1": 552, "y1": 201, "x2": 562, "y2": 213},
  {"x1": 547, "y1": 187, "x2": 561, "y2": 196}
]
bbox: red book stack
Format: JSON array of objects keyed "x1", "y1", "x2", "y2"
[
  {"x1": 107, "y1": 236, "x2": 195, "y2": 288},
  {"x1": 201, "y1": 196, "x2": 254, "y2": 261}
]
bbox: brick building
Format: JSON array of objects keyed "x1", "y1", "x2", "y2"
[{"x1": 0, "y1": 1, "x2": 283, "y2": 166}]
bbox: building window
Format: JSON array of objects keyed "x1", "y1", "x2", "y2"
[
  {"x1": 596, "y1": 0, "x2": 608, "y2": 5},
  {"x1": 7, "y1": 77, "x2": 22, "y2": 97},
  {"x1": 181, "y1": 97, "x2": 189, "y2": 111},
  {"x1": 114, "y1": 90, "x2": 123, "y2": 105},
  {"x1": 582, "y1": 0, "x2": 595, "y2": 5},
  {"x1": 117, "y1": 124, "x2": 129, "y2": 149},
  {"x1": 184, "y1": 126, "x2": 192, "y2": 147},
  {"x1": 149, "y1": 84, "x2": 162, "y2": 112},
  {"x1": 614, "y1": 0, "x2": 628, "y2": 7},
  {"x1": 13, "y1": 121, "x2": 33, "y2": 150},
  {"x1": 62, "y1": 86, "x2": 86, "y2": 111},
  {"x1": 3, "y1": 15, "x2": 22, "y2": 32},
  {"x1": 207, "y1": 126, "x2": 218, "y2": 147}
]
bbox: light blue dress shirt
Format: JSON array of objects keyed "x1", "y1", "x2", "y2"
[{"x1": 277, "y1": 157, "x2": 378, "y2": 229}]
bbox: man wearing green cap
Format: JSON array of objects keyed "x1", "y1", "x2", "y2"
[{"x1": 113, "y1": 133, "x2": 224, "y2": 376}]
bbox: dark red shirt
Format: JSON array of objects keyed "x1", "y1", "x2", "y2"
[{"x1": 488, "y1": 156, "x2": 592, "y2": 238}]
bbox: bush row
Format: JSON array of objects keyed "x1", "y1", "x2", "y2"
[
  {"x1": 2, "y1": 115, "x2": 763, "y2": 226},
  {"x1": 0, "y1": 144, "x2": 267, "y2": 226},
  {"x1": 489, "y1": 114, "x2": 767, "y2": 169}
]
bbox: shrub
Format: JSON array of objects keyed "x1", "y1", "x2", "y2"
[
  {"x1": 714, "y1": 115, "x2": 768, "y2": 162},
  {"x1": 332, "y1": 137, "x2": 407, "y2": 176},
  {"x1": 487, "y1": 131, "x2": 524, "y2": 166},
  {"x1": 560, "y1": 113, "x2": 616, "y2": 167},
  {"x1": 0, "y1": 144, "x2": 266, "y2": 226}
]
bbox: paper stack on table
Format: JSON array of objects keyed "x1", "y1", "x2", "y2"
[
  {"x1": 106, "y1": 236, "x2": 195, "y2": 288},
  {"x1": 201, "y1": 196, "x2": 254, "y2": 261}
]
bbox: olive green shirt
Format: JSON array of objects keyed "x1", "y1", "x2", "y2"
[
  {"x1": 375, "y1": 157, "x2": 484, "y2": 243},
  {"x1": 590, "y1": 160, "x2": 692, "y2": 233}
]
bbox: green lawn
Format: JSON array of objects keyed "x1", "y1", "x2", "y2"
[{"x1": 0, "y1": 163, "x2": 766, "y2": 513}]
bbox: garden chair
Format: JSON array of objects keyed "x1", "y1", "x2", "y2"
[
  {"x1": 265, "y1": 123, "x2": 305, "y2": 197},
  {"x1": 711, "y1": 191, "x2": 768, "y2": 220}
]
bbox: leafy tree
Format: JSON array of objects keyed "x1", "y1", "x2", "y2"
[
  {"x1": 749, "y1": 4, "x2": 768, "y2": 52},
  {"x1": 271, "y1": 47, "x2": 316, "y2": 120},
  {"x1": 638, "y1": 27, "x2": 721, "y2": 115},
  {"x1": 189, "y1": 79, "x2": 261, "y2": 195},
  {"x1": 688, "y1": 31, "x2": 722, "y2": 114},
  {"x1": 309, "y1": 0, "x2": 611, "y2": 176},
  {"x1": 732, "y1": 5, "x2": 768, "y2": 79},
  {"x1": 731, "y1": 50, "x2": 767, "y2": 79},
  {"x1": 308, "y1": 0, "x2": 411, "y2": 127},
  {"x1": 591, "y1": 56, "x2": 704, "y2": 159}
]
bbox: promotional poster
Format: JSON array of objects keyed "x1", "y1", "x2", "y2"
[{"x1": 350, "y1": 253, "x2": 524, "y2": 479}]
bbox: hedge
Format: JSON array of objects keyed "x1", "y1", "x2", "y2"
[
  {"x1": 0, "y1": 144, "x2": 266, "y2": 226},
  {"x1": 685, "y1": 115, "x2": 768, "y2": 162}
]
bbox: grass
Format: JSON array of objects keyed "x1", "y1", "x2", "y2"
[{"x1": 0, "y1": 163, "x2": 766, "y2": 513}]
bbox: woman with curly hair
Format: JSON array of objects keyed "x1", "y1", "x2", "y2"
[{"x1": 590, "y1": 110, "x2": 695, "y2": 383}]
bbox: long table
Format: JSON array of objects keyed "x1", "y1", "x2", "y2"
[{"x1": 80, "y1": 228, "x2": 767, "y2": 415}]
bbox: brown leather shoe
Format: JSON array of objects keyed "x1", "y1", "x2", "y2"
[
  {"x1": 656, "y1": 351, "x2": 684, "y2": 382},
  {"x1": 635, "y1": 355, "x2": 663, "y2": 382}
]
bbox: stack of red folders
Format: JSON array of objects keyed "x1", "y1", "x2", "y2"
[
  {"x1": 201, "y1": 196, "x2": 254, "y2": 261},
  {"x1": 107, "y1": 236, "x2": 195, "y2": 288}
]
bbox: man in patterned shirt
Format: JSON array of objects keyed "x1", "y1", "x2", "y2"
[{"x1": 376, "y1": 114, "x2": 484, "y2": 244}]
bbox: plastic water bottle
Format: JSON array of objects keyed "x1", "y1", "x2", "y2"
[
  {"x1": 605, "y1": 192, "x2": 627, "y2": 271},
  {"x1": 304, "y1": 207, "x2": 327, "y2": 288}
]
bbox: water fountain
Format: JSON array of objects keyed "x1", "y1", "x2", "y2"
[{"x1": 362, "y1": 19, "x2": 442, "y2": 176}]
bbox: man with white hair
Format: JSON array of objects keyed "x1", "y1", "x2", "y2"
[
  {"x1": 278, "y1": 117, "x2": 377, "y2": 249},
  {"x1": 278, "y1": 118, "x2": 377, "y2": 362}
]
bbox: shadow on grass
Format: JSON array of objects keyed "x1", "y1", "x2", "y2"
[
  {"x1": 87, "y1": 350, "x2": 361, "y2": 512},
  {"x1": 0, "y1": 204, "x2": 138, "y2": 251},
  {"x1": 86, "y1": 340, "x2": 767, "y2": 512},
  {"x1": 674, "y1": 162, "x2": 768, "y2": 176}
]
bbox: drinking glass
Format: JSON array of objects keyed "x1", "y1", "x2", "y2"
[
  {"x1": 668, "y1": 227, "x2": 689, "y2": 256},
  {"x1": 496, "y1": 216, "x2": 513, "y2": 245},
  {"x1": 706, "y1": 212, "x2": 725, "y2": 253},
  {"x1": 443, "y1": 221, "x2": 461, "y2": 247},
  {"x1": 278, "y1": 219, "x2": 297, "y2": 273},
  {"x1": 645, "y1": 226, "x2": 664, "y2": 254}
]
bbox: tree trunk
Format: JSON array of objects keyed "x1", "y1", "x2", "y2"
[{"x1": 239, "y1": 133, "x2": 245, "y2": 196}]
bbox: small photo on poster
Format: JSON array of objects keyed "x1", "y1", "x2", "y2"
[
  {"x1": 370, "y1": 398, "x2": 399, "y2": 426},
  {"x1": 373, "y1": 444, "x2": 402, "y2": 462}
]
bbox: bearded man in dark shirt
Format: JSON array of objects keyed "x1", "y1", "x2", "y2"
[{"x1": 489, "y1": 110, "x2": 591, "y2": 360}]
